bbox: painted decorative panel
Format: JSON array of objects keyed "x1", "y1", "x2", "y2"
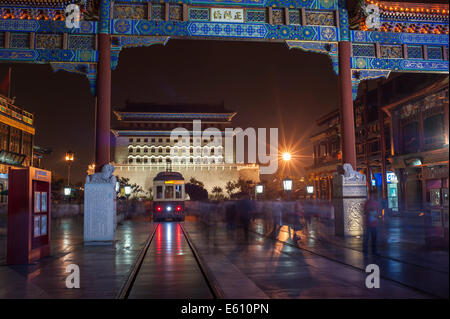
[
  {"x1": 246, "y1": 9, "x2": 266, "y2": 23},
  {"x1": 407, "y1": 45, "x2": 422, "y2": 59},
  {"x1": 272, "y1": 9, "x2": 284, "y2": 25},
  {"x1": 351, "y1": 30, "x2": 448, "y2": 46},
  {"x1": 114, "y1": 4, "x2": 147, "y2": 20},
  {"x1": 188, "y1": 22, "x2": 267, "y2": 38},
  {"x1": 151, "y1": 4, "x2": 165, "y2": 20},
  {"x1": 427, "y1": 46, "x2": 443, "y2": 60},
  {"x1": 36, "y1": 34, "x2": 63, "y2": 49},
  {"x1": 0, "y1": 49, "x2": 97, "y2": 63},
  {"x1": 352, "y1": 43, "x2": 375, "y2": 57},
  {"x1": 189, "y1": 8, "x2": 209, "y2": 21},
  {"x1": 0, "y1": 19, "x2": 39, "y2": 32},
  {"x1": 10, "y1": 32, "x2": 29, "y2": 49},
  {"x1": 288, "y1": 10, "x2": 301, "y2": 25},
  {"x1": 352, "y1": 57, "x2": 448, "y2": 73},
  {"x1": 380, "y1": 45, "x2": 402, "y2": 59},
  {"x1": 305, "y1": 10, "x2": 334, "y2": 26},
  {"x1": 99, "y1": 0, "x2": 112, "y2": 34},
  {"x1": 169, "y1": 4, "x2": 183, "y2": 21},
  {"x1": 337, "y1": 0, "x2": 349, "y2": 41},
  {"x1": 0, "y1": 20, "x2": 97, "y2": 35},
  {"x1": 68, "y1": 35, "x2": 95, "y2": 50}
]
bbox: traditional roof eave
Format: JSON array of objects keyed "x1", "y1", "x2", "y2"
[
  {"x1": 111, "y1": 130, "x2": 229, "y2": 137},
  {"x1": 1, "y1": 0, "x2": 78, "y2": 7},
  {"x1": 113, "y1": 111, "x2": 237, "y2": 122},
  {"x1": 315, "y1": 109, "x2": 339, "y2": 126},
  {"x1": 382, "y1": 76, "x2": 449, "y2": 114},
  {"x1": 365, "y1": 0, "x2": 449, "y2": 15}
]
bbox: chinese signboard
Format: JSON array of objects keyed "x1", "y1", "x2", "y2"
[{"x1": 211, "y1": 8, "x2": 244, "y2": 23}]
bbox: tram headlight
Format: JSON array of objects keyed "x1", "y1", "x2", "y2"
[{"x1": 166, "y1": 205, "x2": 172, "y2": 212}]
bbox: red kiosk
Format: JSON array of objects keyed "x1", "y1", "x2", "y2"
[{"x1": 7, "y1": 167, "x2": 51, "y2": 264}]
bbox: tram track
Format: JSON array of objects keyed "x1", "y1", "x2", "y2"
[
  {"x1": 116, "y1": 223, "x2": 160, "y2": 299},
  {"x1": 117, "y1": 222, "x2": 222, "y2": 299}
]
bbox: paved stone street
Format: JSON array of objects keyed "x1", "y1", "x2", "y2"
[{"x1": 0, "y1": 212, "x2": 447, "y2": 299}]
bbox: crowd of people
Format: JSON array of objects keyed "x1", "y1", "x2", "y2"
[{"x1": 210, "y1": 195, "x2": 384, "y2": 254}]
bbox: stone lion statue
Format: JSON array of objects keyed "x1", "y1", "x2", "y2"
[
  {"x1": 343, "y1": 163, "x2": 366, "y2": 182},
  {"x1": 86, "y1": 163, "x2": 117, "y2": 184}
]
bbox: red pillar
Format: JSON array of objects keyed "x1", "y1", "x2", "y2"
[
  {"x1": 95, "y1": 34, "x2": 111, "y2": 171},
  {"x1": 338, "y1": 41, "x2": 357, "y2": 169},
  {"x1": 378, "y1": 81, "x2": 387, "y2": 201}
]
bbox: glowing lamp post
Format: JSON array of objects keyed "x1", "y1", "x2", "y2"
[
  {"x1": 64, "y1": 186, "x2": 71, "y2": 197},
  {"x1": 306, "y1": 185, "x2": 314, "y2": 199},
  {"x1": 65, "y1": 150, "x2": 74, "y2": 187},
  {"x1": 255, "y1": 183, "x2": 264, "y2": 200},
  {"x1": 282, "y1": 152, "x2": 291, "y2": 162},
  {"x1": 124, "y1": 185, "x2": 132, "y2": 199},
  {"x1": 283, "y1": 177, "x2": 293, "y2": 201}
]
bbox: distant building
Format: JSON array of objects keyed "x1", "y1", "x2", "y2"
[
  {"x1": 0, "y1": 94, "x2": 35, "y2": 201},
  {"x1": 111, "y1": 102, "x2": 259, "y2": 196},
  {"x1": 32, "y1": 145, "x2": 52, "y2": 169},
  {"x1": 383, "y1": 75, "x2": 448, "y2": 213},
  {"x1": 307, "y1": 74, "x2": 449, "y2": 214}
]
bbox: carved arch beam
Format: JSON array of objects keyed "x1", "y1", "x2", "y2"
[
  {"x1": 285, "y1": 40, "x2": 339, "y2": 75},
  {"x1": 110, "y1": 35, "x2": 170, "y2": 70},
  {"x1": 351, "y1": 69, "x2": 390, "y2": 100},
  {"x1": 50, "y1": 62, "x2": 97, "y2": 95}
]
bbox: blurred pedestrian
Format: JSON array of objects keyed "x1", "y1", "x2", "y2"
[
  {"x1": 237, "y1": 194, "x2": 252, "y2": 242},
  {"x1": 226, "y1": 201, "x2": 237, "y2": 230},
  {"x1": 273, "y1": 198, "x2": 283, "y2": 237},
  {"x1": 363, "y1": 196, "x2": 381, "y2": 256},
  {"x1": 292, "y1": 201, "x2": 304, "y2": 240}
]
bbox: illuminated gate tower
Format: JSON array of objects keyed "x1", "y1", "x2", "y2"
[
  {"x1": 0, "y1": 0, "x2": 448, "y2": 234},
  {"x1": 111, "y1": 102, "x2": 260, "y2": 194}
]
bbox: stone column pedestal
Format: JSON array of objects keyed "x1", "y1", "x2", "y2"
[
  {"x1": 333, "y1": 164, "x2": 368, "y2": 237},
  {"x1": 84, "y1": 183, "x2": 117, "y2": 244},
  {"x1": 84, "y1": 164, "x2": 118, "y2": 245}
]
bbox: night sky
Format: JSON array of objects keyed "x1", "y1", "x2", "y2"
[{"x1": 2, "y1": 39, "x2": 341, "y2": 183}]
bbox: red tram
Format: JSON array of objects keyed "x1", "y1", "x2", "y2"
[{"x1": 152, "y1": 171, "x2": 185, "y2": 221}]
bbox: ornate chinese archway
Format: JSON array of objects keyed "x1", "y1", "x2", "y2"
[{"x1": 0, "y1": 0, "x2": 448, "y2": 171}]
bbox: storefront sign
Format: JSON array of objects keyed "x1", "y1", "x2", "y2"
[
  {"x1": 404, "y1": 158, "x2": 422, "y2": 167},
  {"x1": 386, "y1": 172, "x2": 398, "y2": 184},
  {"x1": 211, "y1": 8, "x2": 244, "y2": 23}
]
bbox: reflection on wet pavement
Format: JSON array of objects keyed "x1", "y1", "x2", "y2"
[{"x1": 183, "y1": 220, "x2": 431, "y2": 298}]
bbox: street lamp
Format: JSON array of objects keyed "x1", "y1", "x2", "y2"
[
  {"x1": 282, "y1": 152, "x2": 291, "y2": 162},
  {"x1": 65, "y1": 150, "x2": 74, "y2": 187},
  {"x1": 124, "y1": 185, "x2": 132, "y2": 199},
  {"x1": 255, "y1": 183, "x2": 264, "y2": 200},
  {"x1": 64, "y1": 186, "x2": 71, "y2": 197},
  {"x1": 283, "y1": 177, "x2": 293, "y2": 201}
]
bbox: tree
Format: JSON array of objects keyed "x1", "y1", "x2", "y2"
[
  {"x1": 225, "y1": 181, "x2": 237, "y2": 198},
  {"x1": 117, "y1": 177, "x2": 145, "y2": 198},
  {"x1": 189, "y1": 177, "x2": 204, "y2": 189},
  {"x1": 185, "y1": 182, "x2": 208, "y2": 201},
  {"x1": 211, "y1": 186, "x2": 224, "y2": 200},
  {"x1": 235, "y1": 178, "x2": 255, "y2": 196}
]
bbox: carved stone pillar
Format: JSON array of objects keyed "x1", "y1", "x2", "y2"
[{"x1": 333, "y1": 164, "x2": 368, "y2": 236}]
